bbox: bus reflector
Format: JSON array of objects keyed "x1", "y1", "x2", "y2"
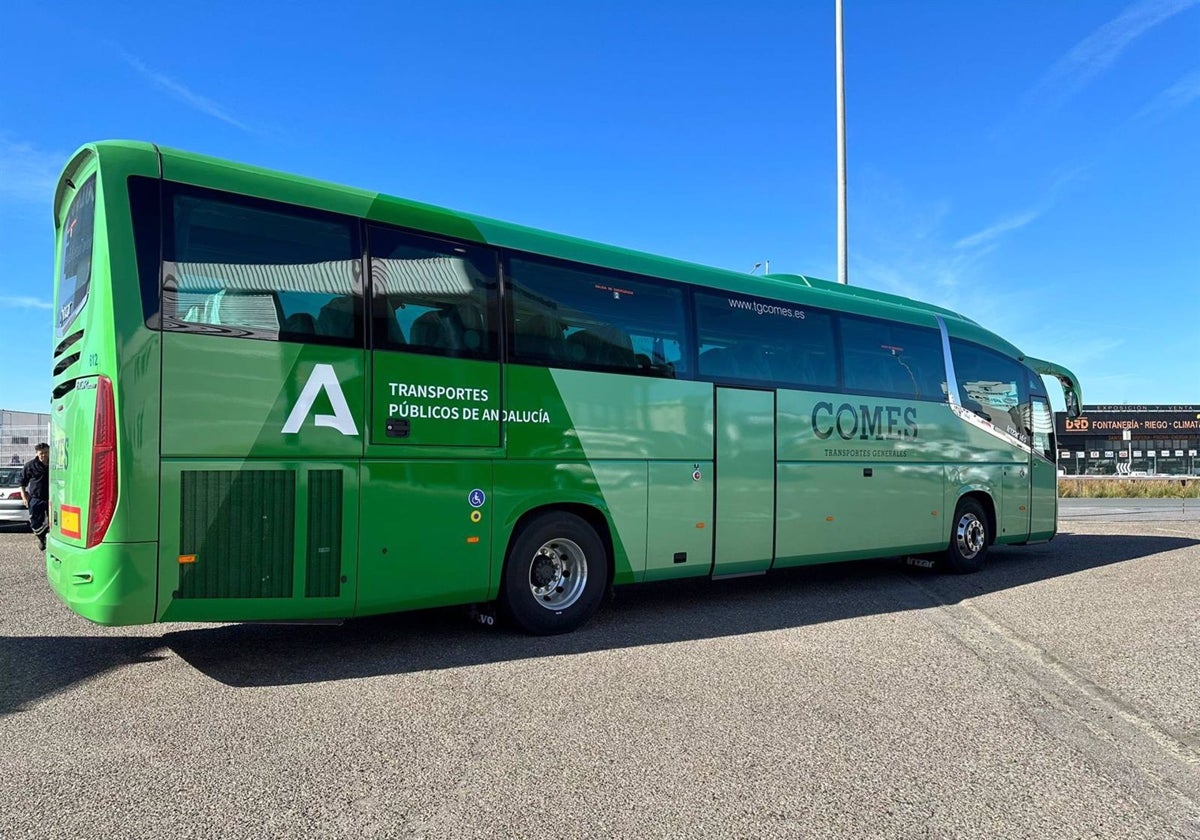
[
  {"x1": 466, "y1": 536, "x2": 480, "y2": 544},
  {"x1": 178, "y1": 554, "x2": 197, "y2": 564},
  {"x1": 61, "y1": 505, "x2": 82, "y2": 539},
  {"x1": 87, "y1": 376, "x2": 118, "y2": 548}
]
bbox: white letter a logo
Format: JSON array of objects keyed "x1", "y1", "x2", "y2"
[{"x1": 282, "y1": 364, "x2": 360, "y2": 436}]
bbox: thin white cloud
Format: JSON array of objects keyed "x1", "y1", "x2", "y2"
[
  {"x1": 1028, "y1": 0, "x2": 1198, "y2": 110},
  {"x1": 119, "y1": 50, "x2": 253, "y2": 133},
  {"x1": 849, "y1": 177, "x2": 1140, "y2": 405},
  {"x1": 0, "y1": 296, "x2": 53, "y2": 310},
  {"x1": 854, "y1": 244, "x2": 990, "y2": 319},
  {"x1": 952, "y1": 167, "x2": 1090, "y2": 254},
  {"x1": 1136, "y1": 66, "x2": 1200, "y2": 121},
  {"x1": 954, "y1": 209, "x2": 1041, "y2": 251},
  {"x1": 0, "y1": 138, "x2": 61, "y2": 203},
  {"x1": 1020, "y1": 329, "x2": 1126, "y2": 370}
]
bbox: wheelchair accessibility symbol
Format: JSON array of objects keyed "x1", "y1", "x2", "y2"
[{"x1": 468, "y1": 489, "x2": 486, "y2": 508}]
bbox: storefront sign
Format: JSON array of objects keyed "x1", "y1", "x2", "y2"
[{"x1": 1058, "y1": 408, "x2": 1200, "y2": 435}]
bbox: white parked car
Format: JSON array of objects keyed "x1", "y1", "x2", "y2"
[{"x1": 0, "y1": 467, "x2": 30, "y2": 526}]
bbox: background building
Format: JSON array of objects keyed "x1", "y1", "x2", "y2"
[
  {"x1": 1, "y1": 409, "x2": 51, "y2": 467},
  {"x1": 1055, "y1": 405, "x2": 1200, "y2": 476}
]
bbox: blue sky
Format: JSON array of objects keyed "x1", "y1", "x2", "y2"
[{"x1": 1, "y1": 0, "x2": 1197, "y2": 414}]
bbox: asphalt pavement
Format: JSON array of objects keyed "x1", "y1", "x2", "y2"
[
  {"x1": 1, "y1": 510, "x2": 1198, "y2": 839},
  {"x1": 1059, "y1": 496, "x2": 1199, "y2": 522}
]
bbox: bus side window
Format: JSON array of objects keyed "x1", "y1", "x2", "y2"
[
  {"x1": 694, "y1": 291, "x2": 837, "y2": 390},
  {"x1": 410, "y1": 308, "x2": 470, "y2": 352},
  {"x1": 507, "y1": 255, "x2": 689, "y2": 377},
  {"x1": 699, "y1": 347, "x2": 734, "y2": 379},
  {"x1": 162, "y1": 185, "x2": 361, "y2": 345},
  {"x1": 840, "y1": 316, "x2": 943, "y2": 400},
  {"x1": 377, "y1": 296, "x2": 409, "y2": 346},
  {"x1": 215, "y1": 290, "x2": 282, "y2": 332},
  {"x1": 566, "y1": 326, "x2": 637, "y2": 369},
  {"x1": 368, "y1": 227, "x2": 499, "y2": 360},
  {"x1": 732, "y1": 342, "x2": 771, "y2": 381},
  {"x1": 799, "y1": 345, "x2": 837, "y2": 389},
  {"x1": 512, "y1": 310, "x2": 567, "y2": 365},
  {"x1": 281, "y1": 312, "x2": 317, "y2": 336},
  {"x1": 1031, "y1": 398, "x2": 1054, "y2": 460},
  {"x1": 316, "y1": 295, "x2": 359, "y2": 340}
]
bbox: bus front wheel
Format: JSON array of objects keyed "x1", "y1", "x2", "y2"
[
  {"x1": 500, "y1": 512, "x2": 608, "y2": 635},
  {"x1": 944, "y1": 498, "x2": 989, "y2": 574}
]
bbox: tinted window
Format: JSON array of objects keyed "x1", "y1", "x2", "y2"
[
  {"x1": 1025, "y1": 365, "x2": 1049, "y2": 399},
  {"x1": 507, "y1": 256, "x2": 688, "y2": 377},
  {"x1": 55, "y1": 175, "x2": 96, "y2": 342},
  {"x1": 369, "y1": 226, "x2": 498, "y2": 360},
  {"x1": 840, "y1": 317, "x2": 945, "y2": 400},
  {"x1": 161, "y1": 185, "x2": 361, "y2": 344},
  {"x1": 129, "y1": 176, "x2": 162, "y2": 325},
  {"x1": 951, "y1": 339, "x2": 1030, "y2": 432},
  {"x1": 1031, "y1": 398, "x2": 1054, "y2": 460},
  {"x1": 695, "y1": 292, "x2": 837, "y2": 389}
]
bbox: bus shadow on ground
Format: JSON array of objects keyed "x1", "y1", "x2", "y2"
[
  {"x1": 1, "y1": 636, "x2": 166, "y2": 714},
  {"x1": 158, "y1": 530, "x2": 1197, "y2": 689},
  {"x1": 4, "y1": 531, "x2": 1194, "y2": 711}
]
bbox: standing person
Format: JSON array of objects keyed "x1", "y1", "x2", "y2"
[{"x1": 20, "y1": 443, "x2": 49, "y2": 551}]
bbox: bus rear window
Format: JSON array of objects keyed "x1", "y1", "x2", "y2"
[{"x1": 56, "y1": 175, "x2": 97, "y2": 341}]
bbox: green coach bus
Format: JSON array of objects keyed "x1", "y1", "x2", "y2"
[{"x1": 47, "y1": 141, "x2": 1082, "y2": 634}]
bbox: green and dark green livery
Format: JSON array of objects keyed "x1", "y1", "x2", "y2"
[{"x1": 46, "y1": 141, "x2": 1082, "y2": 634}]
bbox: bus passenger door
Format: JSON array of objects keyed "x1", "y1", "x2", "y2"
[
  {"x1": 358, "y1": 227, "x2": 502, "y2": 615},
  {"x1": 1000, "y1": 459, "x2": 1031, "y2": 543},
  {"x1": 712, "y1": 387, "x2": 775, "y2": 576},
  {"x1": 1029, "y1": 397, "x2": 1057, "y2": 541}
]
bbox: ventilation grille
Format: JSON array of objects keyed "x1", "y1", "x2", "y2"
[
  {"x1": 305, "y1": 470, "x2": 343, "y2": 597},
  {"x1": 179, "y1": 470, "x2": 295, "y2": 599}
]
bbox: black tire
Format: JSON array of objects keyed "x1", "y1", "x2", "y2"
[
  {"x1": 943, "y1": 498, "x2": 990, "y2": 574},
  {"x1": 500, "y1": 512, "x2": 608, "y2": 635}
]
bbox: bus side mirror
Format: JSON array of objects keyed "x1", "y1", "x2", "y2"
[{"x1": 1065, "y1": 388, "x2": 1080, "y2": 419}]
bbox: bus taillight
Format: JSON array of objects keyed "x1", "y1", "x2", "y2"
[{"x1": 87, "y1": 375, "x2": 118, "y2": 547}]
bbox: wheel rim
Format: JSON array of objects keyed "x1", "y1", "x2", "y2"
[
  {"x1": 955, "y1": 513, "x2": 986, "y2": 560},
  {"x1": 528, "y1": 537, "x2": 588, "y2": 611}
]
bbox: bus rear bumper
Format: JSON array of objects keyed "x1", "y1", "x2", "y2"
[{"x1": 46, "y1": 538, "x2": 158, "y2": 626}]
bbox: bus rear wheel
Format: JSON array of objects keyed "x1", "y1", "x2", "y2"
[
  {"x1": 501, "y1": 512, "x2": 608, "y2": 635},
  {"x1": 944, "y1": 498, "x2": 989, "y2": 574}
]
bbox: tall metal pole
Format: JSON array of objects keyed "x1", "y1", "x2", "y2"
[{"x1": 836, "y1": 0, "x2": 848, "y2": 284}]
